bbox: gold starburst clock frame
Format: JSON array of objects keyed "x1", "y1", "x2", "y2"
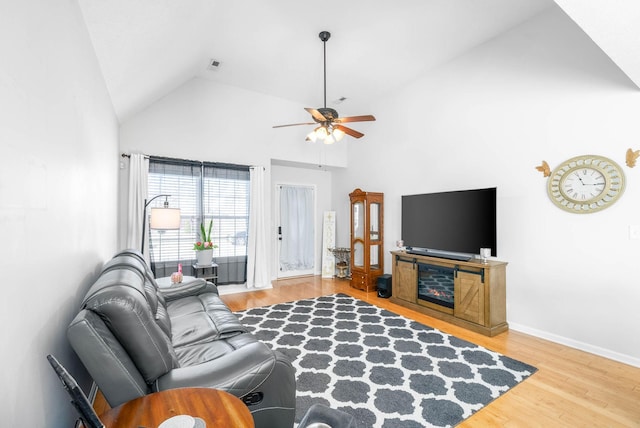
[{"x1": 546, "y1": 155, "x2": 625, "y2": 214}]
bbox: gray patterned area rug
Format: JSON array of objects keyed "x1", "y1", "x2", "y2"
[{"x1": 235, "y1": 294, "x2": 537, "y2": 428}]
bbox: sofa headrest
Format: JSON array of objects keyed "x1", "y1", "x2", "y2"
[
  {"x1": 82, "y1": 268, "x2": 144, "y2": 306},
  {"x1": 114, "y1": 249, "x2": 158, "y2": 284},
  {"x1": 101, "y1": 255, "x2": 162, "y2": 316}
]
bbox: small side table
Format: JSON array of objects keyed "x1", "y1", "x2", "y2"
[
  {"x1": 329, "y1": 247, "x2": 351, "y2": 279},
  {"x1": 96, "y1": 387, "x2": 254, "y2": 428},
  {"x1": 193, "y1": 263, "x2": 218, "y2": 284}
]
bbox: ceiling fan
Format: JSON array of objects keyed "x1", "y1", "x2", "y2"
[{"x1": 273, "y1": 31, "x2": 376, "y2": 144}]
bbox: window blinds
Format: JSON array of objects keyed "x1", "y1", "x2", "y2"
[{"x1": 147, "y1": 157, "x2": 250, "y2": 284}]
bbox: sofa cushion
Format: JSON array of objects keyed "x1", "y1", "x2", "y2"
[
  {"x1": 155, "y1": 337, "x2": 280, "y2": 394},
  {"x1": 167, "y1": 293, "x2": 247, "y2": 350},
  {"x1": 154, "y1": 303, "x2": 172, "y2": 337},
  {"x1": 173, "y1": 332, "x2": 255, "y2": 366},
  {"x1": 82, "y1": 269, "x2": 178, "y2": 383}
]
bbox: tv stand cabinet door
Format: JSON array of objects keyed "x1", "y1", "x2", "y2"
[
  {"x1": 454, "y1": 271, "x2": 485, "y2": 326},
  {"x1": 394, "y1": 258, "x2": 417, "y2": 302}
]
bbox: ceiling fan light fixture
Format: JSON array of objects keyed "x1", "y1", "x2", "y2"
[
  {"x1": 315, "y1": 126, "x2": 328, "y2": 139},
  {"x1": 272, "y1": 31, "x2": 376, "y2": 142},
  {"x1": 332, "y1": 127, "x2": 345, "y2": 142},
  {"x1": 306, "y1": 129, "x2": 318, "y2": 142}
]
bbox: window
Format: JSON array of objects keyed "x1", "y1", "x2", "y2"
[{"x1": 147, "y1": 157, "x2": 250, "y2": 284}]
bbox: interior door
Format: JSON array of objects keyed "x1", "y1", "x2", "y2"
[{"x1": 276, "y1": 184, "x2": 315, "y2": 278}]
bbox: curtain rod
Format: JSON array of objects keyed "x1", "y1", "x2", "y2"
[
  {"x1": 122, "y1": 152, "x2": 251, "y2": 171},
  {"x1": 120, "y1": 153, "x2": 149, "y2": 159}
]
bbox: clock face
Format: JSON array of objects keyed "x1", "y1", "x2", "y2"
[
  {"x1": 548, "y1": 155, "x2": 625, "y2": 213},
  {"x1": 562, "y1": 168, "x2": 606, "y2": 201}
]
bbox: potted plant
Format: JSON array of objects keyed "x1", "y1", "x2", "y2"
[{"x1": 194, "y1": 219, "x2": 217, "y2": 266}]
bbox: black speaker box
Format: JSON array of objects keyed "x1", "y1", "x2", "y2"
[{"x1": 377, "y1": 274, "x2": 392, "y2": 298}]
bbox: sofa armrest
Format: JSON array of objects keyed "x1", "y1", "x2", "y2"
[
  {"x1": 156, "y1": 338, "x2": 296, "y2": 428},
  {"x1": 159, "y1": 278, "x2": 218, "y2": 301}
]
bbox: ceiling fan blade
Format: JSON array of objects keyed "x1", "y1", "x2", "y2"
[
  {"x1": 334, "y1": 115, "x2": 376, "y2": 124},
  {"x1": 305, "y1": 107, "x2": 328, "y2": 122},
  {"x1": 335, "y1": 124, "x2": 364, "y2": 139},
  {"x1": 273, "y1": 122, "x2": 316, "y2": 128}
]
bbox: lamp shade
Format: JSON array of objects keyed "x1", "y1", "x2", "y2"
[{"x1": 149, "y1": 207, "x2": 181, "y2": 230}]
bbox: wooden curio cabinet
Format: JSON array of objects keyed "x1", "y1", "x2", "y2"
[{"x1": 349, "y1": 189, "x2": 384, "y2": 292}]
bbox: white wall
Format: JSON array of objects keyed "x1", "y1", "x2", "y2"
[
  {"x1": 332, "y1": 7, "x2": 640, "y2": 366},
  {"x1": 120, "y1": 77, "x2": 348, "y2": 169},
  {"x1": 271, "y1": 163, "x2": 334, "y2": 278},
  {"x1": 0, "y1": 1, "x2": 119, "y2": 426},
  {"x1": 119, "y1": 78, "x2": 348, "y2": 278}
]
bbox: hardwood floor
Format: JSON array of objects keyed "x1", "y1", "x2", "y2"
[{"x1": 222, "y1": 276, "x2": 640, "y2": 427}]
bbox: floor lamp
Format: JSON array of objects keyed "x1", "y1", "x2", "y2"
[{"x1": 141, "y1": 194, "x2": 181, "y2": 253}]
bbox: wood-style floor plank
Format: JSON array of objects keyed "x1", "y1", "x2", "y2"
[{"x1": 221, "y1": 276, "x2": 640, "y2": 428}]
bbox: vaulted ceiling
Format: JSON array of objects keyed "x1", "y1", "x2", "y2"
[{"x1": 78, "y1": 0, "x2": 640, "y2": 123}]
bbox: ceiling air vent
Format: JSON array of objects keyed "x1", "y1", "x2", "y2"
[{"x1": 207, "y1": 59, "x2": 221, "y2": 70}]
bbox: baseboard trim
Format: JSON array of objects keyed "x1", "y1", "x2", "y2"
[
  {"x1": 509, "y1": 322, "x2": 640, "y2": 368},
  {"x1": 217, "y1": 282, "x2": 273, "y2": 295}
]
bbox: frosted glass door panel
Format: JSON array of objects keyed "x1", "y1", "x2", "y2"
[
  {"x1": 354, "y1": 242, "x2": 364, "y2": 267},
  {"x1": 353, "y1": 202, "x2": 364, "y2": 239},
  {"x1": 370, "y1": 203, "x2": 380, "y2": 241},
  {"x1": 370, "y1": 244, "x2": 380, "y2": 268}
]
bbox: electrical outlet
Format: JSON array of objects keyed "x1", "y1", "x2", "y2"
[{"x1": 629, "y1": 225, "x2": 640, "y2": 240}]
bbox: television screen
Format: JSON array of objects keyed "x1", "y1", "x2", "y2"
[{"x1": 401, "y1": 187, "x2": 497, "y2": 259}]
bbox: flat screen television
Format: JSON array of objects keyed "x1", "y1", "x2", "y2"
[{"x1": 401, "y1": 187, "x2": 497, "y2": 261}]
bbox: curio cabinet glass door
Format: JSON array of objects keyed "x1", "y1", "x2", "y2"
[{"x1": 349, "y1": 188, "x2": 384, "y2": 292}]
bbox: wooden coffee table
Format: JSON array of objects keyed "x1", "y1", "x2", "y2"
[{"x1": 97, "y1": 387, "x2": 254, "y2": 428}]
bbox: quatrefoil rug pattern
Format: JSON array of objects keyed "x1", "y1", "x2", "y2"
[{"x1": 235, "y1": 294, "x2": 537, "y2": 428}]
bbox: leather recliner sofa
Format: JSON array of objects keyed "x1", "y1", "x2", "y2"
[{"x1": 67, "y1": 250, "x2": 296, "y2": 428}]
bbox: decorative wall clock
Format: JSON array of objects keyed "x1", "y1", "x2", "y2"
[{"x1": 547, "y1": 155, "x2": 625, "y2": 213}]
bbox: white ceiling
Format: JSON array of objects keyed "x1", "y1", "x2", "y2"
[{"x1": 78, "y1": 0, "x2": 640, "y2": 122}]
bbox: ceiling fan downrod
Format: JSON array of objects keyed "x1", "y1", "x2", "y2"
[{"x1": 319, "y1": 31, "x2": 330, "y2": 109}]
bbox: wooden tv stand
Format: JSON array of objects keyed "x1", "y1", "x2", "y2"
[{"x1": 390, "y1": 251, "x2": 508, "y2": 336}]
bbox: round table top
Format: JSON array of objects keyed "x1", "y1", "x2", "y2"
[{"x1": 98, "y1": 387, "x2": 254, "y2": 428}]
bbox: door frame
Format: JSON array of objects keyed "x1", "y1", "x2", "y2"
[{"x1": 275, "y1": 183, "x2": 317, "y2": 279}]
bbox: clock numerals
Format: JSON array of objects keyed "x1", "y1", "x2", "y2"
[{"x1": 559, "y1": 166, "x2": 606, "y2": 203}]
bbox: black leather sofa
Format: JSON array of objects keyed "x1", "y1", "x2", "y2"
[{"x1": 67, "y1": 250, "x2": 295, "y2": 428}]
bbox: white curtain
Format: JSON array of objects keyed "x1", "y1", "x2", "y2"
[
  {"x1": 126, "y1": 154, "x2": 149, "y2": 261},
  {"x1": 279, "y1": 185, "x2": 314, "y2": 272},
  {"x1": 246, "y1": 166, "x2": 269, "y2": 289}
]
